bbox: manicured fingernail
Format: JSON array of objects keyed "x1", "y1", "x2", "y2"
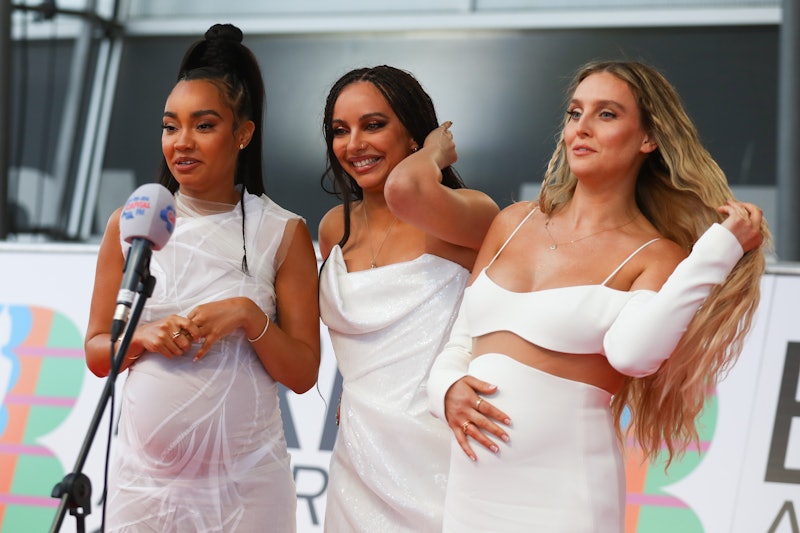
[
  {"x1": 501, "y1": 434, "x2": 510, "y2": 443},
  {"x1": 490, "y1": 445, "x2": 499, "y2": 453}
]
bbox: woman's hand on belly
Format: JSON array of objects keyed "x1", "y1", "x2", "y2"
[{"x1": 444, "y1": 376, "x2": 511, "y2": 462}]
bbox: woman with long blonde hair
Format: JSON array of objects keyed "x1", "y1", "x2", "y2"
[{"x1": 428, "y1": 60, "x2": 769, "y2": 532}]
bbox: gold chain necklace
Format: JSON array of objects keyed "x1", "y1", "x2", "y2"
[
  {"x1": 543, "y1": 212, "x2": 638, "y2": 251},
  {"x1": 362, "y1": 203, "x2": 398, "y2": 268}
]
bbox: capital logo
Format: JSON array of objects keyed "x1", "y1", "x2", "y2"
[
  {"x1": 0, "y1": 304, "x2": 86, "y2": 531},
  {"x1": 622, "y1": 396, "x2": 717, "y2": 532}
]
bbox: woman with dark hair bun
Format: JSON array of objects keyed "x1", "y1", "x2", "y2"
[
  {"x1": 84, "y1": 24, "x2": 320, "y2": 532},
  {"x1": 318, "y1": 65, "x2": 499, "y2": 531}
]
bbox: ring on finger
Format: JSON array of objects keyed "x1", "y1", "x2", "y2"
[
  {"x1": 475, "y1": 397, "x2": 483, "y2": 411},
  {"x1": 171, "y1": 330, "x2": 182, "y2": 339},
  {"x1": 461, "y1": 421, "x2": 470, "y2": 433}
]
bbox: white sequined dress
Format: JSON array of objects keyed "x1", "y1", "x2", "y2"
[
  {"x1": 106, "y1": 191, "x2": 301, "y2": 533},
  {"x1": 320, "y1": 245, "x2": 469, "y2": 532}
]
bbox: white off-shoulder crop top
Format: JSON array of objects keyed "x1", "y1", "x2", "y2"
[
  {"x1": 427, "y1": 204, "x2": 746, "y2": 422},
  {"x1": 465, "y1": 207, "x2": 659, "y2": 355}
]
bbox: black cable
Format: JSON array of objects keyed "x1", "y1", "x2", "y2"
[{"x1": 103, "y1": 342, "x2": 114, "y2": 532}]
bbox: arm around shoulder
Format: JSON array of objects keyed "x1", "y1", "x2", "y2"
[
  {"x1": 384, "y1": 125, "x2": 498, "y2": 251},
  {"x1": 387, "y1": 178, "x2": 498, "y2": 252}
]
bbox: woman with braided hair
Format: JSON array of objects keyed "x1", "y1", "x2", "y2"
[
  {"x1": 428, "y1": 60, "x2": 769, "y2": 532},
  {"x1": 317, "y1": 65, "x2": 499, "y2": 531},
  {"x1": 84, "y1": 24, "x2": 320, "y2": 531}
]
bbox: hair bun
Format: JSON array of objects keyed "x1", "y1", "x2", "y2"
[
  {"x1": 204, "y1": 23, "x2": 243, "y2": 44},
  {"x1": 179, "y1": 23, "x2": 246, "y2": 75}
]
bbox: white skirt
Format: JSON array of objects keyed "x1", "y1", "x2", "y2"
[{"x1": 443, "y1": 353, "x2": 625, "y2": 533}]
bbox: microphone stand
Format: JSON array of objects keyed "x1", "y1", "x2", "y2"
[{"x1": 49, "y1": 273, "x2": 156, "y2": 533}]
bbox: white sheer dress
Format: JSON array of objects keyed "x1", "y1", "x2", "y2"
[{"x1": 106, "y1": 191, "x2": 301, "y2": 533}]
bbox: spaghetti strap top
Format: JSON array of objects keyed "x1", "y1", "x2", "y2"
[
  {"x1": 486, "y1": 205, "x2": 660, "y2": 286},
  {"x1": 466, "y1": 204, "x2": 661, "y2": 355}
]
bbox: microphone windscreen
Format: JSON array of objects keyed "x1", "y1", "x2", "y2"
[{"x1": 119, "y1": 184, "x2": 176, "y2": 250}]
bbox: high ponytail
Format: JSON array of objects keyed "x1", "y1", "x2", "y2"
[
  {"x1": 157, "y1": 24, "x2": 267, "y2": 274},
  {"x1": 158, "y1": 23, "x2": 266, "y2": 197}
]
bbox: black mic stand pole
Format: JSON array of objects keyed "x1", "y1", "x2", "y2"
[{"x1": 49, "y1": 273, "x2": 156, "y2": 533}]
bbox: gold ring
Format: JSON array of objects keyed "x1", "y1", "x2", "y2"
[
  {"x1": 475, "y1": 397, "x2": 483, "y2": 411},
  {"x1": 171, "y1": 330, "x2": 182, "y2": 339},
  {"x1": 461, "y1": 421, "x2": 470, "y2": 433}
]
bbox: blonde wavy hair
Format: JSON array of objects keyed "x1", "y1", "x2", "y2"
[{"x1": 539, "y1": 60, "x2": 771, "y2": 466}]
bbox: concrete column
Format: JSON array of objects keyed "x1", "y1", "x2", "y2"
[
  {"x1": 0, "y1": 0, "x2": 11, "y2": 239},
  {"x1": 776, "y1": 0, "x2": 800, "y2": 260}
]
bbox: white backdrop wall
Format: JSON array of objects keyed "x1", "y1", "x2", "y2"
[{"x1": 0, "y1": 244, "x2": 798, "y2": 533}]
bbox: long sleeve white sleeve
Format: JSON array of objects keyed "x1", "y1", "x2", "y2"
[
  {"x1": 428, "y1": 299, "x2": 472, "y2": 421},
  {"x1": 603, "y1": 223, "x2": 744, "y2": 377}
]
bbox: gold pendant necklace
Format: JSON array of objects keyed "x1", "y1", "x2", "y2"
[
  {"x1": 362, "y1": 203, "x2": 397, "y2": 268},
  {"x1": 544, "y1": 212, "x2": 638, "y2": 251}
]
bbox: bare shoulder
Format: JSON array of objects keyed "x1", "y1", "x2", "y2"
[
  {"x1": 477, "y1": 201, "x2": 537, "y2": 251},
  {"x1": 642, "y1": 235, "x2": 689, "y2": 263},
  {"x1": 465, "y1": 201, "x2": 538, "y2": 280},
  {"x1": 318, "y1": 205, "x2": 345, "y2": 260},
  {"x1": 98, "y1": 207, "x2": 124, "y2": 253},
  {"x1": 107, "y1": 206, "x2": 123, "y2": 229},
  {"x1": 632, "y1": 235, "x2": 690, "y2": 291},
  {"x1": 279, "y1": 220, "x2": 318, "y2": 274},
  {"x1": 491, "y1": 201, "x2": 538, "y2": 233}
]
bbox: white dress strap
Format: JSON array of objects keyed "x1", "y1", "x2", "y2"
[
  {"x1": 486, "y1": 205, "x2": 538, "y2": 269},
  {"x1": 601, "y1": 238, "x2": 661, "y2": 286}
]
